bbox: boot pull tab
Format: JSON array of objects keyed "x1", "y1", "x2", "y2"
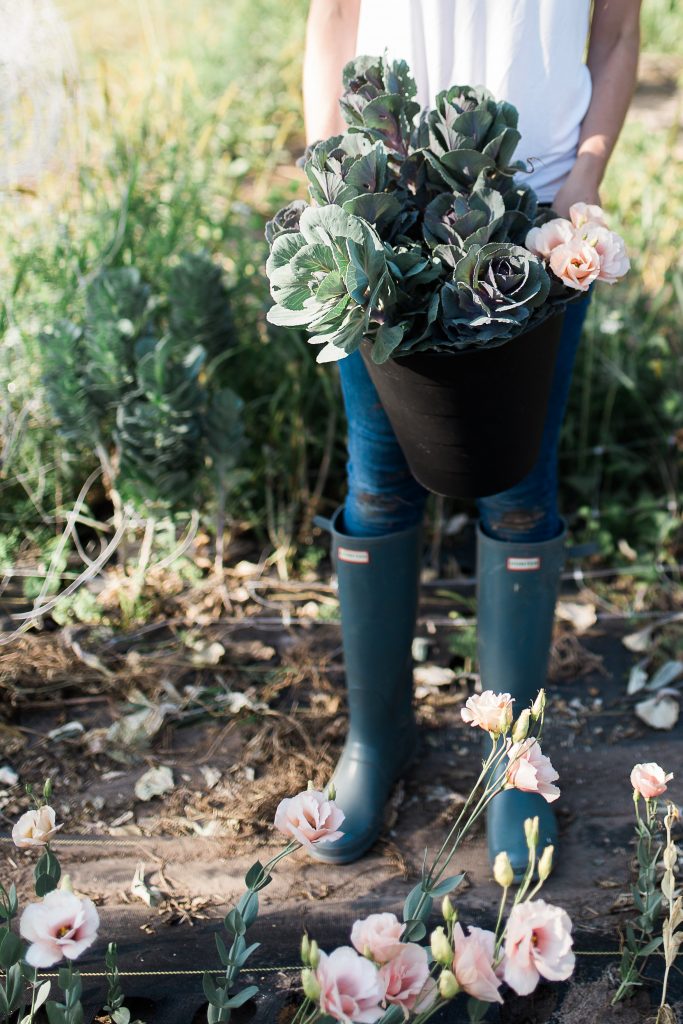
[{"x1": 313, "y1": 514, "x2": 334, "y2": 534}]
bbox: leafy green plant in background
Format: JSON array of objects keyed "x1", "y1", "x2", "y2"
[{"x1": 37, "y1": 255, "x2": 245, "y2": 593}]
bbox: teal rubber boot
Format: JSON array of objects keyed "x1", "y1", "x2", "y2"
[
  {"x1": 310, "y1": 508, "x2": 422, "y2": 864},
  {"x1": 477, "y1": 523, "x2": 566, "y2": 878}
]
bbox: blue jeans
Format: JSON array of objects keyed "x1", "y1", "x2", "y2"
[{"x1": 339, "y1": 294, "x2": 592, "y2": 543}]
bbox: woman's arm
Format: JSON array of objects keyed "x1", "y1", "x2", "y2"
[
  {"x1": 553, "y1": 0, "x2": 642, "y2": 217},
  {"x1": 303, "y1": 0, "x2": 361, "y2": 146}
]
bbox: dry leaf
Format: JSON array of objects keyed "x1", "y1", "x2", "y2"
[
  {"x1": 623, "y1": 624, "x2": 656, "y2": 653},
  {"x1": 635, "y1": 694, "x2": 680, "y2": 731},
  {"x1": 627, "y1": 663, "x2": 649, "y2": 695},
  {"x1": 414, "y1": 665, "x2": 457, "y2": 688},
  {"x1": 47, "y1": 721, "x2": 85, "y2": 742},
  {"x1": 131, "y1": 863, "x2": 162, "y2": 907},
  {"x1": 134, "y1": 765, "x2": 175, "y2": 801},
  {"x1": 556, "y1": 601, "x2": 597, "y2": 634},
  {"x1": 0, "y1": 766, "x2": 18, "y2": 787},
  {"x1": 623, "y1": 611, "x2": 683, "y2": 653},
  {"x1": 199, "y1": 766, "x2": 221, "y2": 790}
]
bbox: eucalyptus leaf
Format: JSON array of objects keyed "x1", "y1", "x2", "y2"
[{"x1": 428, "y1": 873, "x2": 465, "y2": 898}]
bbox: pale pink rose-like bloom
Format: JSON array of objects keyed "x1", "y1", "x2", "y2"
[
  {"x1": 274, "y1": 790, "x2": 344, "y2": 851},
  {"x1": 12, "y1": 806, "x2": 62, "y2": 849},
  {"x1": 452, "y1": 923, "x2": 503, "y2": 1004},
  {"x1": 525, "y1": 218, "x2": 573, "y2": 259},
  {"x1": 569, "y1": 202, "x2": 608, "y2": 229},
  {"x1": 315, "y1": 947, "x2": 385, "y2": 1024},
  {"x1": 548, "y1": 236, "x2": 601, "y2": 291},
  {"x1": 379, "y1": 942, "x2": 436, "y2": 1013},
  {"x1": 503, "y1": 899, "x2": 575, "y2": 996},
  {"x1": 351, "y1": 913, "x2": 404, "y2": 964},
  {"x1": 579, "y1": 223, "x2": 630, "y2": 283},
  {"x1": 461, "y1": 691, "x2": 514, "y2": 736},
  {"x1": 630, "y1": 762, "x2": 673, "y2": 800},
  {"x1": 20, "y1": 890, "x2": 100, "y2": 968},
  {"x1": 506, "y1": 739, "x2": 560, "y2": 803}
]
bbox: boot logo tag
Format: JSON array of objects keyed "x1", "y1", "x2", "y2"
[
  {"x1": 507, "y1": 556, "x2": 541, "y2": 571},
  {"x1": 338, "y1": 547, "x2": 370, "y2": 565}
]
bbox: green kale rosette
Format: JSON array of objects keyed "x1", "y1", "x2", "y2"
[{"x1": 265, "y1": 55, "x2": 577, "y2": 363}]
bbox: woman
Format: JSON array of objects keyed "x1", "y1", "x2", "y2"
[{"x1": 302, "y1": 0, "x2": 641, "y2": 874}]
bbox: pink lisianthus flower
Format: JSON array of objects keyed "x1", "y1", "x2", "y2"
[
  {"x1": 12, "y1": 806, "x2": 62, "y2": 849},
  {"x1": 579, "y1": 223, "x2": 630, "y2": 283},
  {"x1": 351, "y1": 913, "x2": 404, "y2": 964},
  {"x1": 315, "y1": 947, "x2": 385, "y2": 1024},
  {"x1": 569, "y1": 202, "x2": 608, "y2": 229},
  {"x1": 548, "y1": 237, "x2": 601, "y2": 291},
  {"x1": 630, "y1": 762, "x2": 673, "y2": 800},
  {"x1": 506, "y1": 739, "x2": 560, "y2": 803},
  {"x1": 20, "y1": 890, "x2": 100, "y2": 968},
  {"x1": 525, "y1": 219, "x2": 573, "y2": 259},
  {"x1": 379, "y1": 942, "x2": 436, "y2": 1014},
  {"x1": 274, "y1": 790, "x2": 344, "y2": 850},
  {"x1": 461, "y1": 691, "x2": 514, "y2": 736},
  {"x1": 451, "y1": 923, "x2": 503, "y2": 1004},
  {"x1": 503, "y1": 899, "x2": 575, "y2": 996}
]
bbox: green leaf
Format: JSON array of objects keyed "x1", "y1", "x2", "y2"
[
  {"x1": 168, "y1": 252, "x2": 235, "y2": 363},
  {"x1": 0, "y1": 929, "x2": 22, "y2": 967},
  {"x1": 7, "y1": 962, "x2": 24, "y2": 1010},
  {"x1": 428, "y1": 873, "x2": 465, "y2": 898},
  {"x1": 35, "y1": 849, "x2": 60, "y2": 879},
  {"x1": 299, "y1": 205, "x2": 366, "y2": 248},
  {"x1": 35, "y1": 874, "x2": 59, "y2": 897},
  {"x1": 467, "y1": 996, "x2": 492, "y2": 1022},
  {"x1": 291, "y1": 243, "x2": 338, "y2": 278},
  {"x1": 402, "y1": 919, "x2": 427, "y2": 942},
  {"x1": 342, "y1": 193, "x2": 402, "y2": 231},
  {"x1": 224, "y1": 907, "x2": 246, "y2": 936},
  {"x1": 46, "y1": 1005, "x2": 68, "y2": 1024},
  {"x1": 377, "y1": 1006, "x2": 405, "y2": 1024},
  {"x1": 204, "y1": 387, "x2": 245, "y2": 475},
  {"x1": 402, "y1": 883, "x2": 424, "y2": 923},
  {"x1": 236, "y1": 890, "x2": 259, "y2": 928},
  {"x1": 369, "y1": 323, "x2": 405, "y2": 363},
  {"x1": 215, "y1": 932, "x2": 230, "y2": 967},
  {"x1": 226, "y1": 985, "x2": 259, "y2": 1008},
  {"x1": 266, "y1": 301, "x2": 316, "y2": 328},
  {"x1": 203, "y1": 973, "x2": 227, "y2": 1007},
  {"x1": 238, "y1": 941, "x2": 260, "y2": 967}
]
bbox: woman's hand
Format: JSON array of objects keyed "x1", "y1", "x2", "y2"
[{"x1": 552, "y1": 156, "x2": 602, "y2": 220}]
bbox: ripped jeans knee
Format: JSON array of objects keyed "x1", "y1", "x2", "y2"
[
  {"x1": 477, "y1": 468, "x2": 562, "y2": 543},
  {"x1": 344, "y1": 468, "x2": 427, "y2": 537}
]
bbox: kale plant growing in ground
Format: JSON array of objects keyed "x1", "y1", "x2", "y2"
[{"x1": 38, "y1": 254, "x2": 245, "y2": 527}]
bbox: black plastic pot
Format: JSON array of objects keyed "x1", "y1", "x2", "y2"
[{"x1": 360, "y1": 314, "x2": 564, "y2": 498}]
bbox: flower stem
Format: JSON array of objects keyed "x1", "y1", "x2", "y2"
[{"x1": 427, "y1": 738, "x2": 509, "y2": 886}]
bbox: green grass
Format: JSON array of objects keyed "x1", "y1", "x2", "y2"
[{"x1": 1, "y1": 0, "x2": 681, "y2": 574}]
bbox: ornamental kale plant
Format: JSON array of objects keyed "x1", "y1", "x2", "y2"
[{"x1": 265, "y1": 55, "x2": 628, "y2": 364}]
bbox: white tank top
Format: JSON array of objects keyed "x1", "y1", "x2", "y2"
[{"x1": 354, "y1": 0, "x2": 592, "y2": 202}]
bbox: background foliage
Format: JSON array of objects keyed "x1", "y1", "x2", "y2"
[{"x1": 0, "y1": 0, "x2": 681, "y2": 596}]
